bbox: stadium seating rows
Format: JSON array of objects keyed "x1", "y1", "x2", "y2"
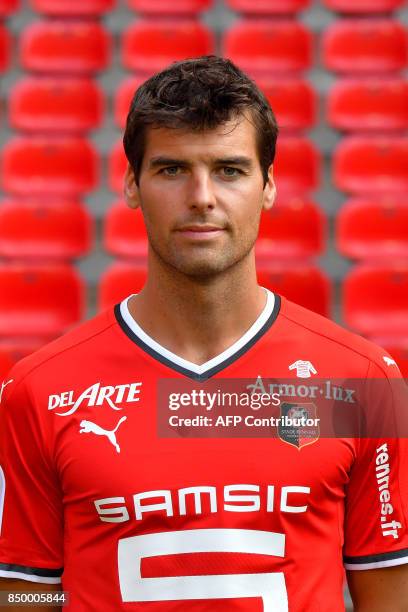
[
  {"x1": 31, "y1": 0, "x2": 115, "y2": 16},
  {"x1": 0, "y1": 200, "x2": 93, "y2": 260},
  {"x1": 327, "y1": 79, "x2": 408, "y2": 132},
  {"x1": 0, "y1": 25, "x2": 10, "y2": 72},
  {"x1": 128, "y1": 0, "x2": 212, "y2": 14},
  {"x1": 0, "y1": 341, "x2": 44, "y2": 376},
  {"x1": 20, "y1": 21, "x2": 112, "y2": 73},
  {"x1": 2, "y1": 136, "x2": 99, "y2": 195},
  {"x1": 228, "y1": 0, "x2": 405, "y2": 13},
  {"x1": 15, "y1": 18, "x2": 408, "y2": 78},
  {"x1": 0, "y1": 263, "x2": 84, "y2": 338},
  {"x1": 224, "y1": 20, "x2": 313, "y2": 74},
  {"x1": 343, "y1": 264, "x2": 408, "y2": 337},
  {"x1": 122, "y1": 20, "x2": 214, "y2": 72},
  {"x1": 9, "y1": 77, "x2": 104, "y2": 133},
  {"x1": 0, "y1": 0, "x2": 18, "y2": 16},
  {"x1": 24, "y1": 0, "x2": 407, "y2": 16},
  {"x1": 324, "y1": 2, "x2": 408, "y2": 374},
  {"x1": 9, "y1": 74, "x2": 408, "y2": 139},
  {"x1": 323, "y1": 0, "x2": 405, "y2": 12},
  {"x1": 5, "y1": 133, "x2": 408, "y2": 200},
  {"x1": 322, "y1": 19, "x2": 408, "y2": 74},
  {"x1": 12, "y1": 73, "x2": 408, "y2": 139},
  {"x1": 104, "y1": 203, "x2": 148, "y2": 260},
  {"x1": 30, "y1": 0, "x2": 214, "y2": 16},
  {"x1": 226, "y1": 0, "x2": 310, "y2": 14},
  {"x1": 333, "y1": 136, "x2": 408, "y2": 194},
  {"x1": 254, "y1": 199, "x2": 326, "y2": 259},
  {"x1": 336, "y1": 197, "x2": 408, "y2": 260}
]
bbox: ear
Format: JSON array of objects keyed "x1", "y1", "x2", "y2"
[
  {"x1": 262, "y1": 164, "x2": 276, "y2": 211},
  {"x1": 124, "y1": 163, "x2": 140, "y2": 210}
]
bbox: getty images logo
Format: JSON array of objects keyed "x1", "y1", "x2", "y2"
[{"x1": 48, "y1": 381, "x2": 143, "y2": 416}]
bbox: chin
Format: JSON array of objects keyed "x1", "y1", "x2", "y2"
[
  {"x1": 151, "y1": 240, "x2": 254, "y2": 279},
  {"x1": 173, "y1": 255, "x2": 242, "y2": 280},
  {"x1": 177, "y1": 262, "x2": 228, "y2": 278}
]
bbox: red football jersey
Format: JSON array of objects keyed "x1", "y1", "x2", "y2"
[{"x1": 0, "y1": 290, "x2": 407, "y2": 611}]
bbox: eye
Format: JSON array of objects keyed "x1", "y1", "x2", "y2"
[
  {"x1": 221, "y1": 167, "x2": 241, "y2": 177},
  {"x1": 160, "y1": 166, "x2": 181, "y2": 176}
]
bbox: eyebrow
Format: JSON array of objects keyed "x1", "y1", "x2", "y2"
[
  {"x1": 148, "y1": 156, "x2": 254, "y2": 169},
  {"x1": 215, "y1": 157, "x2": 254, "y2": 168}
]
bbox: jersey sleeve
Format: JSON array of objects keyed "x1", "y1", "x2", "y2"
[
  {"x1": 343, "y1": 355, "x2": 408, "y2": 570},
  {"x1": 0, "y1": 368, "x2": 64, "y2": 583}
]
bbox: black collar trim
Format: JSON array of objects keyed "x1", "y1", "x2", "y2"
[{"x1": 114, "y1": 294, "x2": 281, "y2": 382}]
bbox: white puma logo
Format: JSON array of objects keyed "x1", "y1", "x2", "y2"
[
  {"x1": 79, "y1": 416, "x2": 127, "y2": 453},
  {"x1": 0, "y1": 379, "x2": 13, "y2": 404},
  {"x1": 383, "y1": 356, "x2": 397, "y2": 367}
]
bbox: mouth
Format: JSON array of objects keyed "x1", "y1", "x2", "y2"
[{"x1": 176, "y1": 225, "x2": 225, "y2": 240}]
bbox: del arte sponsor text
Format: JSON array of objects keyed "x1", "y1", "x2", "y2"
[{"x1": 48, "y1": 382, "x2": 142, "y2": 416}]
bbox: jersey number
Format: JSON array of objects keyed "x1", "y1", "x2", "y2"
[{"x1": 118, "y1": 528, "x2": 288, "y2": 610}]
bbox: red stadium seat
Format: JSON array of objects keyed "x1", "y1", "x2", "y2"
[
  {"x1": 0, "y1": 263, "x2": 84, "y2": 337},
  {"x1": 31, "y1": 0, "x2": 115, "y2": 15},
  {"x1": 0, "y1": 199, "x2": 93, "y2": 260},
  {"x1": 0, "y1": 349, "x2": 13, "y2": 378},
  {"x1": 99, "y1": 262, "x2": 147, "y2": 310},
  {"x1": 343, "y1": 264, "x2": 408, "y2": 336},
  {"x1": 224, "y1": 20, "x2": 313, "y2": 74},
  {"x1": 20, "y1": 20, "x2": 111, "y2": 74},
  {"x1": 258, "y1": 78, "x2": 317, "y2": 131},
  {"x1": 370, "y1": 338, "x2": 408, "y2": 377},
  {"x1": 109, "y1": 140, "x2": 127, "y2": 194},
  {"x1": 337, "y1": 197, "x2": 408, "y2": 260},
  {"x1": 122, "y1": 19, "x2": 214, "y2": 72},
  {"x1": 226, "y1": 0, "x2": 310, "y2": 14},
  {"x1": 322, "y1": 19, "x2": 408, "y2": 74},
  {"x1": 274, "y1": 137, "x2": 320, "y2": 193},
  {"x1": 104, "y1": 202, "x2": 147, "y2": 259},
  {"x1": 323, "y1": 0, "x2": 404, "y2": 13},
  {"x1": 9, "y1": 77, "x2": 104, "y2": 133},
  {"x1": 128, "y1": 0, "x2": 212, "y2": 14},
  {"x1": 327, "y1": 78, "x2": 408, "y2": 132},
  {"x1": 0, "y1": 0, "x2": 18, "y2": 17},
  {"x1": 333, "y1": 136, "x2": 408, "y2": 194},
  {"x1": 1, "y1": 136, "x2": 99, "y2": 196},
  {"x1": 114, "y1": 77, "x2": 145, "y2": 128},
  {"x1": 256, "y1": 198, "x2": 326, "y2": 260},
  {"x1": 0, "y1": 25, "x2": 10, "y2": 72},
  {"x1": 0, "y1": 340, "x2": 47, "y2": 377},
  {"x1": 257, "y1": 264, "x2": 331, "y2": 317}
]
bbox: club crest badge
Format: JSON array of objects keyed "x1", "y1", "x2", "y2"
[{"x1": 278, "y1": 402, "x2": 320, "y2": 450}]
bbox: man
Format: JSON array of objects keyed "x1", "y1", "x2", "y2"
[{"x1": 0, "y1": 56, "x2": 407, "y2": 611}]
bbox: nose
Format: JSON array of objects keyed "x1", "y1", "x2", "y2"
[{"x1": 187, "y1": 170, "x2": 216, "y2": 211}]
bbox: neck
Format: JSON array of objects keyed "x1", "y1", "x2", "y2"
[{"x1": 127, "y1": 250, "x2": 267, "y2": 365}]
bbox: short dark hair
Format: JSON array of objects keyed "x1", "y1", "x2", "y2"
[{"x1": 123, "y1": 55, "x2": 278, "y2": 186}]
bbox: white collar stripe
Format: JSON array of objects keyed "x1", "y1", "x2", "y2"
[{"x1": 117, "y1": 288, "x2": 278, "y2": 380}]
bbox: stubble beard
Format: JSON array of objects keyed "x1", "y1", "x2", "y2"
[{"x1": 147, "y1": 229, "x2": 257, "y2": 282}]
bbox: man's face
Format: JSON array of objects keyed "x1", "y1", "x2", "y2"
[{"x1": 124, "y1": 115, "x2": 275, "y2": 279}]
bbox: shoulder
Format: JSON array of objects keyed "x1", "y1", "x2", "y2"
[
  {"x1": 279, "y1": 296, "x2": 397, "y2": 377},
  {"x1": 5, "y1": 308, "x2": 117, "y2": 392}
]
